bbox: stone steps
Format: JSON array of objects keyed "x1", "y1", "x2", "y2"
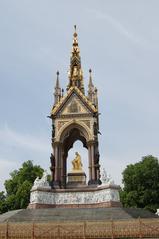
[{"x1": 0, "y1": 207, "x2": 157, "y2": 222}]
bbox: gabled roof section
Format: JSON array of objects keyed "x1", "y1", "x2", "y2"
[{"x1": 51, "y1": 86, "x2": 97, "y2": 116}]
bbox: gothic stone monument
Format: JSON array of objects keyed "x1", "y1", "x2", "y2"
[{"x1": 29, "y1": 26, "x2": 121, "y2": 209}]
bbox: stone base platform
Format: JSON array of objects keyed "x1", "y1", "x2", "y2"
[
  {"x1": 28, "y1": 184, "x2": 121, "y2": 209},
  {"x1": 67, "y1": 171, "x2": 86, "y2": 188},
  {"x1": 29, "y1": 201, "x2": 121, "y2": 209},
  {"x1": 1, "y1": 207, "x2": 158, "y2": 223}
]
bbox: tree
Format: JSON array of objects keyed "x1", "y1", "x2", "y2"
[
  {"x1": 0, "y1": 191, "x2": 7, "y2": 214},
  {"x1": 120, "y1": 155, "x2": 159, "y2": 212},
  {"x1": 0, "y1": 160, "x2": 44, "y2": 213}
]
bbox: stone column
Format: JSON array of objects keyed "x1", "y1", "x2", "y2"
[
  {"x1": 57, "y1": 144, "x2": 61, "y2": 182},
  {"x1": 60, "y1": 147, "x2": 65, "y2": 188},
  {"x1": 88, "y1": 141, "x2": 97, "y2": 185},
  {"x1": 63, "y1": 155, "x2": 67, "y2": 188},
  {"x1": 54, "y1": 145, "x2": 58, "y2": 181},
  {"x1": 53, "y1": 142, "x2": 61, "y2": 188},
  {"x1": 88, "y1": 145, "x2": 92, "y2": 182},
  {"x1": 91, "y1": 144, "x2": 95, "y2": 181}
]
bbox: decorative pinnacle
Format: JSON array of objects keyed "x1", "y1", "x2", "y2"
[
  {"x1": 73, "y1": 25, "x2": 78, "y2": 38},
  {"x1": 55, "y1": 71, "x2": 60, "y2": 88},
  {"x1": 61, "y1": 88, "x2": 64, "y2": 97},
  {"x1": 88, "y1": 68, "x2": 93, "y2": 87},
  {"x1": 89, "y1": 69, "x2": 92, "y2": 80}
]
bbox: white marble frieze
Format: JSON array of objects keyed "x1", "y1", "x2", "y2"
[{"x1": 30, "y1": 187, "x2": 120, "y2": 205}]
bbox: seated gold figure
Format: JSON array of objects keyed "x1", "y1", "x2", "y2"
[{"x1": 72, "y1": 152, "x2": 83, "y2": 171}]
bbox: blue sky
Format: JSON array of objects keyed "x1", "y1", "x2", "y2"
[{"x1": 0, "y1": 0, "x2": 159, "y2": 191}]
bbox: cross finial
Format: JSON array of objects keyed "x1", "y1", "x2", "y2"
[{"x1": 73, "y1": 25, "x2": 77, "y2": 38}]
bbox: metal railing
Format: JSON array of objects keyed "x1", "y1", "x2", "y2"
[{"x1": 0, "y1": 218, "x2": 159, "y2": 238}]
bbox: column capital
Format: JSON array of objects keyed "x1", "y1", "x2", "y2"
[
  {"x1": 87, "y1": 140, "x2": 96, "y2": 146},
  {"x1": 53, "y1": 141, "x2": 62, "y2": 147}
]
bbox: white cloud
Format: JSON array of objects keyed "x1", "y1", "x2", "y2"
[
  {"x1": 0, "y1": 124, "x2": 49, "y2": 153},
  {"x1": 0, "y1": 125, "x2": 51, "y2": 191},
  {"x1": 87, "y1": 9, "x2": 148, "y2": 48},
  {"x1": 0, "y1": 158, "x2": 18, "y2": 191}
]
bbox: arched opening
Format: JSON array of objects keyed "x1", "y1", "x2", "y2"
[
  {"x1": 51, "y1": 122, "x2": 100, "y2": 188},
  {"x1": 67, "y1": 140, "x2": 88, "y2": 183},
  {"x1": 61, "y1": 126, "x2": 89, "y2": 187}
]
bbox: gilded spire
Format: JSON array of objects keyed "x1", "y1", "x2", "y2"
[
  {"x1": 67, "y1": 26, "x2": 85, "y2": 94},
  {"x1": 72, "y1": 25, "x2": 80, "y2": 56}
]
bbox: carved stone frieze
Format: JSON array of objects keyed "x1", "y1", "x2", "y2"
[{"x1": 30, "y1": 186, "x2": 120, "y2": 205}]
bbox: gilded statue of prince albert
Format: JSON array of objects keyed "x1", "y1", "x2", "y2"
[{"x1": 72, "y1": 152, "x2": 83, "y2": 171}]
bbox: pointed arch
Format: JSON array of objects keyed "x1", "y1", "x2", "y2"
[{"x1": 56, "y1": 120, "x2": 92, "y2": 143}]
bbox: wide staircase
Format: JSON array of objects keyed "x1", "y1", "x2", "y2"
[{"x1": 0, "y1": 207, "x2": 157, "y2": 222}]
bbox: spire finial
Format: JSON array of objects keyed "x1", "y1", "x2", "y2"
[
  {"x1": 67, "y1": 26, "x2": 85, "y2": 94},
  {"x1": 73, "y1": 25, "x2": 78, "y2": 39},
  {"x1": 88, "y1": 68, "x2": 93, "y2": 88},
  {"x1": 55, "y1": 70, "x2": 60, "y2": 88}
]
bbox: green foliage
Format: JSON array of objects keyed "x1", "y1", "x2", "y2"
[
  {"x1": 0, "y1": 160, "x2": 44, "y2": 214},
  {"x1": 16, "y1": 180, "x2": 32, "y2": 208},
  {"x1": 120, "y1": 155, "x2": 159, "y2": 212},
  {"x1": 0, "y1": 191, "x2": 7, "y2": 214}
]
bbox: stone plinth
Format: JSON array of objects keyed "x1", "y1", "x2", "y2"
[
  {"x1": 67, "y1": 170, "x2": 86, "y2": 188},
  {"x1": 28, "y1": 184, "x2": 121, "y2": 209}
]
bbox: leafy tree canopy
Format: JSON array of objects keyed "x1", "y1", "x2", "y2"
[
  {"x1": 0, "y1": 160, "x2": 44, "y2": 214},
  {"x1": 120, "y1": 155, "x2": 159, "y2": 212}
]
